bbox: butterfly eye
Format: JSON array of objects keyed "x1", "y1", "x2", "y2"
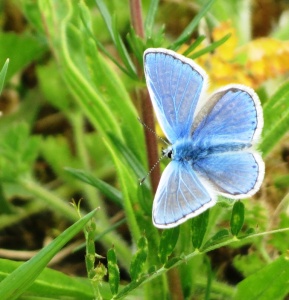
[{"x1": 161, "y1": 147, "x2": 173, "y2": 159}]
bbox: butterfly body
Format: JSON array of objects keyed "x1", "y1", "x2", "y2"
[
  {"x1": 144, "y1": 48, "x2": 265, "y2": 229},
  {"x1": 171, "y1": 138, "x2": 249, "y2": 163}
]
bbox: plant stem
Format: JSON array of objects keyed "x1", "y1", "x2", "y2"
[
  {"x1": 129, "y1": 0, "x2": 145, "y2": 38},
  {"x1": 129, "y1": 0, "x2": 160, "y2": 194},
  {"x1": 141, "y1": 89, "x2": 161, "y2": 194}
]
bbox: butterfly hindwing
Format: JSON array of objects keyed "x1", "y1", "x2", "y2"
[
  {"x1": 194, "y1": 151, "x2": 264, "y2": 198},
  {"x1": 153, "y1": 161, "x2": 215, "y2": 228},
  {"x1": 144, "y1": 48, "x2": 207, "y2": 143}
]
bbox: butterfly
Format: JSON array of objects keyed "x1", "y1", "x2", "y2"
[{"x1": 143, "y1": 48, "x2": 265, "y2": 229}]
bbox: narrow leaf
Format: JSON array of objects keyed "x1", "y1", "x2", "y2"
[
  {"x1": 95, "y1": 0, "x2": 116, "y2": 44},
  {"x1": 79, "y1": 3, "x2": 134, "y2": 77},
  {"x1": 182, "y1": 35, "x2": 206, "y2": 56},
  {"x1": 130, "y1": 236, "x2": 148, "y2": 281},
  {"x1": 108, "y1": 134, "x2": 150, "y2": 191},
  {"x1": 127, "y1": 27, "x2": 145, "y2": 65},
  {"x1": 0, "y1": 259, "x2": 95, "y2": 299},
  {"x1": 171, "y1": 0, "x2": 216, "y2": 50},
  {"x1": 189, "y1": 33, "x2": 231, "y2": 59},
  {"x1": 191, "y1": 209, "x2": 210, "y2": 249},
  {"x1": 260, "y1": 81, "x2": 289, "y2": 157},
  {"x1": 202, "y1": 229, "x2": 230, "y2": 250},
  {"x1": 0, "y1": 33, "x2": 46, "y2": 81},
  {"x1": 98, "y1": 40, "x2": 134, "y2": 77},
  {"x1": 104, "y1": 138, "x2": 141, "y2": 242},
  {"x1": 107, "y1": 247, "x2": 120, "y2": 295},
  {"x1": 111, "y1": 14, "x2": 137, "y2": 78},
  {"x1": 114, "y1": 277, "x2": 147, "y2": 299},
  {"x1": 65, "y1": 167, "x2": 123, "y2": 206},
  {"x1": 230, "y1": 201, "x2": 245, "y2": 236},
  {"x1": 0, "y1": 59, "x2": 9, "y2": 95},
  {"x1": 235, "y1": 254, "x2": 289, "y2": 300},
  {"x1": 158, "y1": 227, "x2": 180, "y2": 264},
  {"x1": 145, "y1": 0, "x2": 159, "y2": 38},
  {"x1": 0, "y1": 208, "x2": 99, "y2": 300}
]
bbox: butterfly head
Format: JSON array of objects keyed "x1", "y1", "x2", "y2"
[{"x1": 162, "y1": 146, "x2": 173, "y2": 159}]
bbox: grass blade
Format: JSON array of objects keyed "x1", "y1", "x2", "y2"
[
  {"x1": 145, "y1": 0, "x2": 159, "y2": 38},
  {"x1": 0, "y1": 208, "x2": 99, "y2": 300},
  {"x1": 189, "y1": 33, "x2": 231, "y2": 59},
  {"x1": 0, "y1": 59, "x2": 9, "y2": 95},
  {"x1": 260, "y1": 81, "x2": 289, "y2": 157},
  {"x1": 65, "y1": 167, "x2": 123, "y2": 206},
  {"x1": 170, "y1": 0, "x2": 216, "y2": 50}
]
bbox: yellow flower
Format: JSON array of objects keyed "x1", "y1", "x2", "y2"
[{"x1": 183, "y1": 21, "x2": 289, "y2": 90}]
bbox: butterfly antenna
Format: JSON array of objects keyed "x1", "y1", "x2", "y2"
[
  {"x1": 137, "y1": 117, "x2": 169, "y2": 145},
  {"x1": 139, "y1": 152, "x2": 167, "y2": 185}
]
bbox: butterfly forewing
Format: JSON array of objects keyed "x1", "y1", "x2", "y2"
[
  {"x1": 192, "y1": 85, "x2": 263, "y2": 147},
  {"x1": 144, "y1": 48, "x2": 207, "y2": 143}
]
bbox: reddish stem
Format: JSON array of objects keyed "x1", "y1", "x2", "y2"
[
  {"x1": 129, "y1": 2, "x2": 184, "y2": 300},
  {"x1": 129, "y1": 0, "x2": 160, "y2": 193}
]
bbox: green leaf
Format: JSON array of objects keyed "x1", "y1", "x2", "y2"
[
  {"x1": 182, "y1": 35, "x2": 206, "y2": 56},
  {"x1": 189, "y1": 33, "x2": 231, "y2": 59},
  {"x1": 0, "y1": 33, "x2": 46, "y2": 81},
  {"x1": 0, "y1": 208, "x2": 99, "y2": 300},
  {"x1": 79, "y1": 2, "x2": 133, "y2": 77},
  {"x1": 0, "y1": 259, "x2": 95, "y2": 299},
  {"x1": 65, "y1": 167, "x2": 123, "y2": 206},
  {"x1": 38, "y1": 0, "x2": 146, "y2": 162},
  {"x1": 130, "y1": 236, "x2": 148, "y2": 281},
  {"x1": 107, "y1": 247, "x2": 120, "y2": 295},
  {"x1": 114, "y1": 277, "x2": 147, "y2": 299},
  {"x1": 202, "y1": 229, "x2": 230, "y2": 250},
  {"x1": 145, "y1": 0, "x2": 159, "y2": 38},
  {"x1": 0, "y1": 123, "x2": 41, "y2": 181},
  {"x1": 158, "y1": 227, "x2": 180, "y2": 264},
  {"x1": 111, "y1": 14, "x2": 137, "y2": 78},
  {"x1": 234, "y1": 254, "x2": 289, "y2": 300},
  {"x1": 170, "y1": 0, "x2": 216, "y2": 50},
  {"x1": 95, "y1": 0, "x2": 116, "y2": 44},
  {"x1": 164, "y1": 256, "x2": 183, "y2": 269},
  {"x1": 37, "y1": 61, "x2": 70, "y2": 112},
  {"x1": 191, "y1": 210, "x2": 210, "y2": 249},
  {"x1": 104, "y1": 138, "x2": 141, "y2": 242},
  {"x1": 127, "y1": 27, "x2": 145, "y2": 65},
  {"x1": 0, "y1": 59, "x2": 9, "y2": 95},
  {"x1": 230, "y1": 201, "x2": 245, "y2": 236},
  {"x1": 95, "y1": 0, "x2": 137, "y2": 79},
  {"x1": 108, "y1": 134, "x2": 150, "y2": 191},
  {"x1": 260, "y1": 81, "x2": 289, "y2": 157}
]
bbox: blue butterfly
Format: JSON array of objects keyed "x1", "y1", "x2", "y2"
[{"x1": 143, "y1": 48, "x2": 265, "y2": 229}]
